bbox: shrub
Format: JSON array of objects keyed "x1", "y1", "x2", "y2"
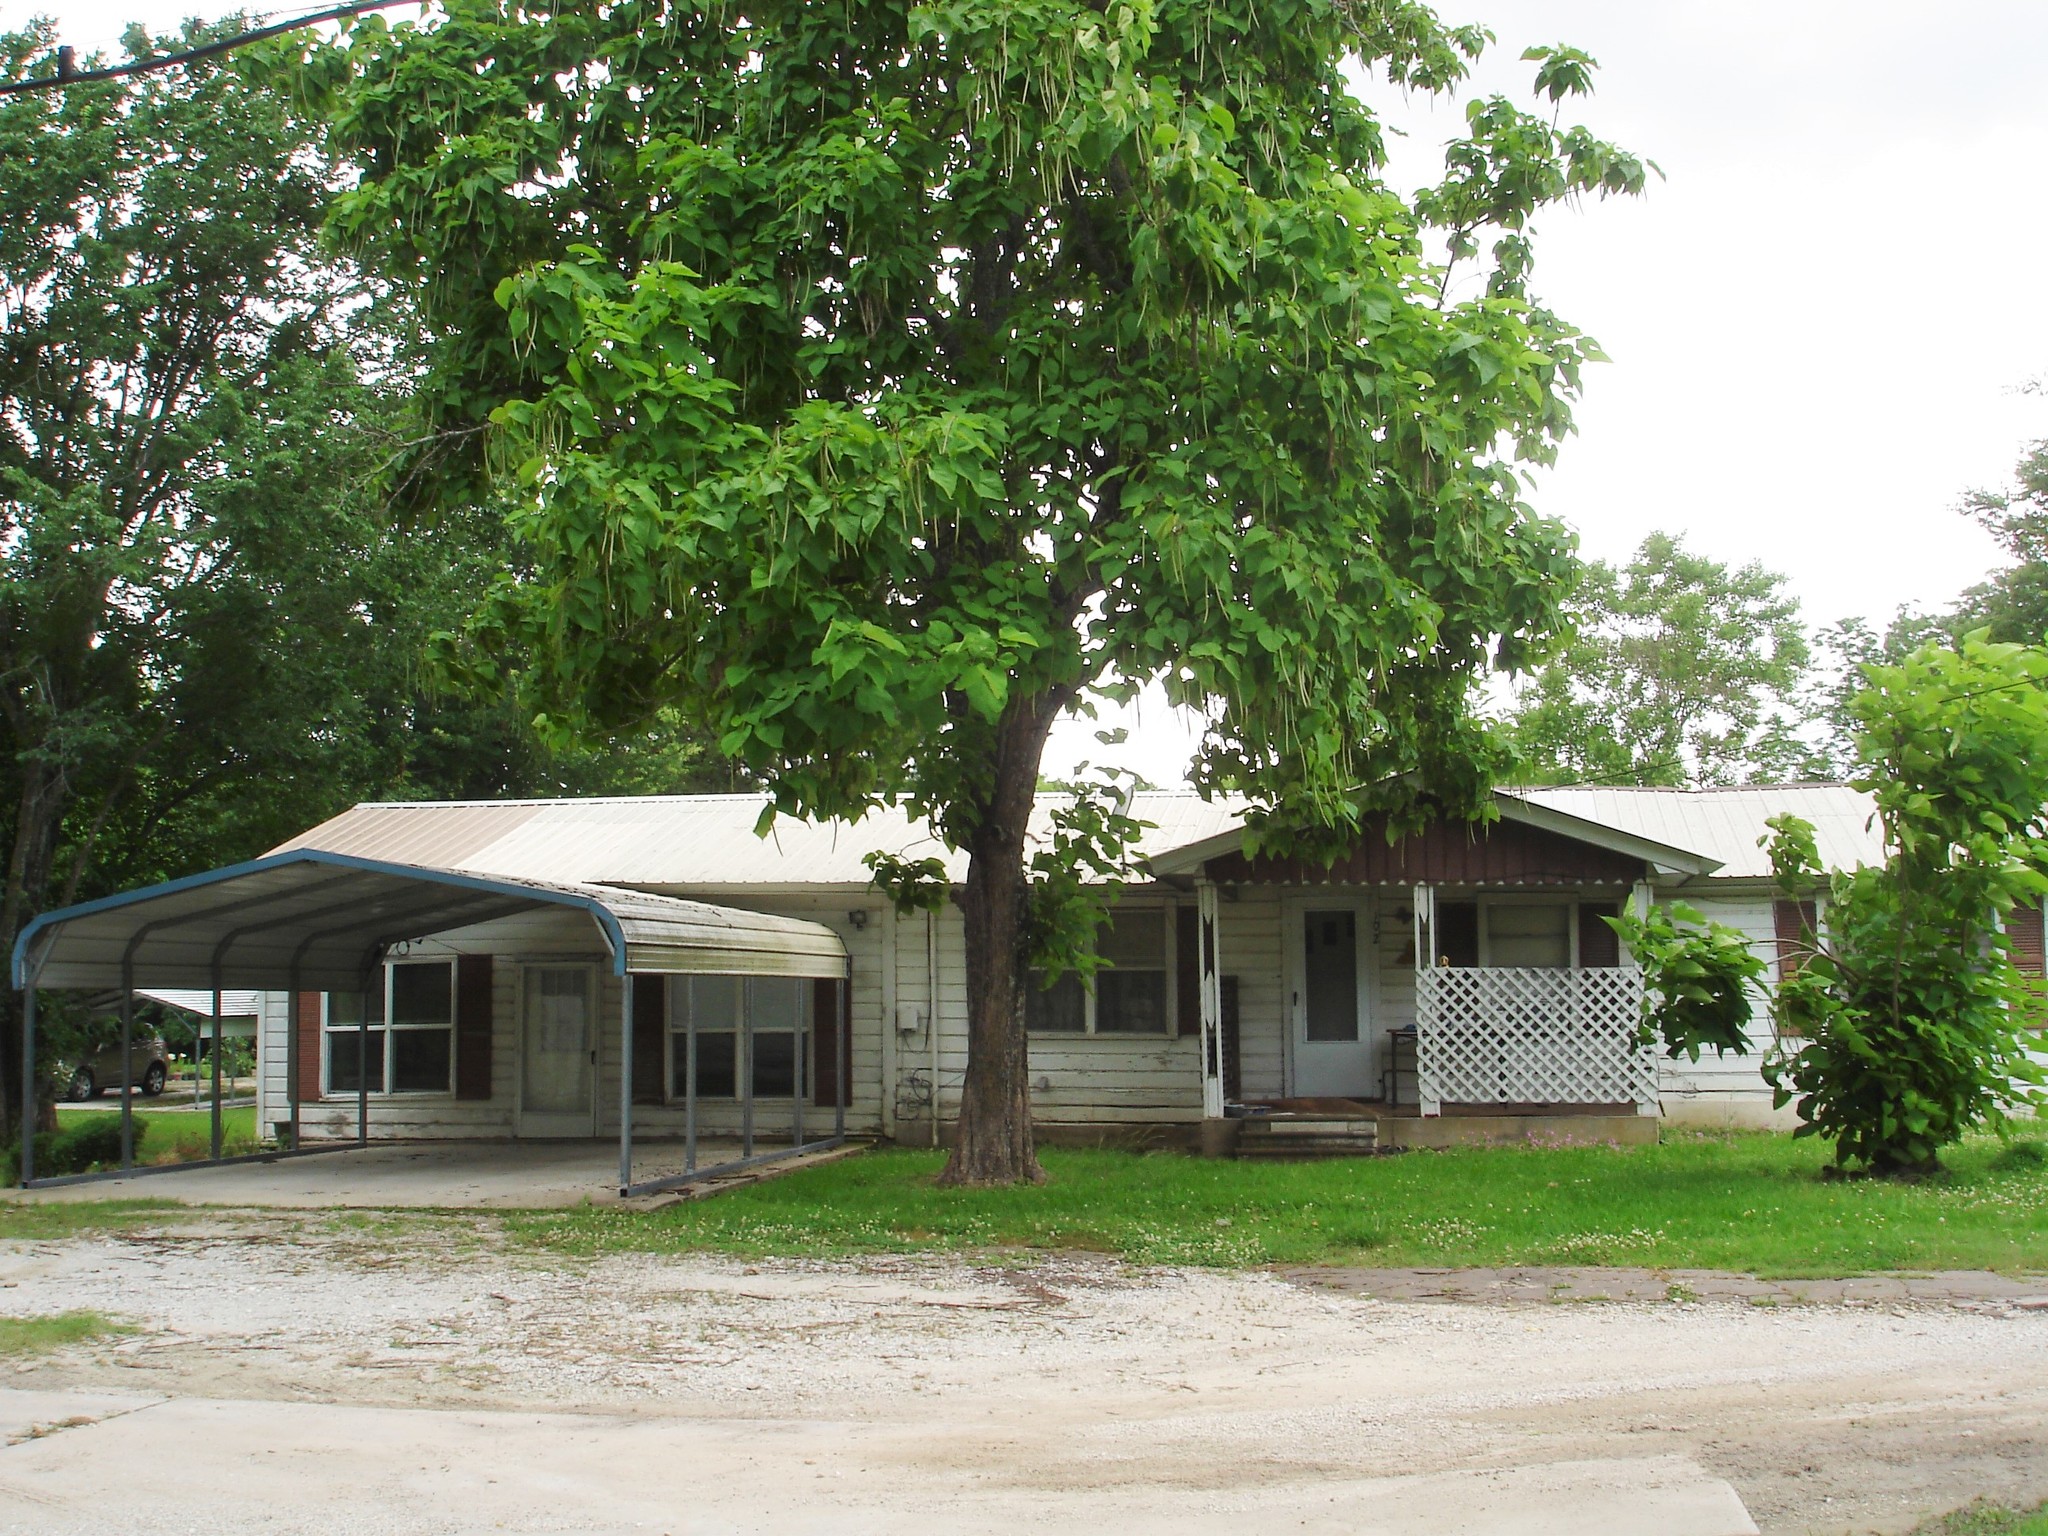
[
  {"x1": 1764, "y1": 637, "x2": 2048, "y2": 1175},
  {"x1": 1609, "y1": 900, "x2": 1766, "y2": 1061},
  {"x1": 5, "y1": 1118, "x2": 152, "y2": 1183}
]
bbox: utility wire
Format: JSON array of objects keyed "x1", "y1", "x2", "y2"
[{"x1": 0, "y1": 0, "x2": 421, "y2": 98}]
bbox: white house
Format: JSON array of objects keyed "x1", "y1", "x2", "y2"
[{"x1": 239, "y1": 783, "x2": 1909, "y2": 1154}]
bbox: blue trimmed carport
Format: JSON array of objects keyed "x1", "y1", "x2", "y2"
[{"x1": 13, "y1": 850, "x2": 848, "y2": 1197}]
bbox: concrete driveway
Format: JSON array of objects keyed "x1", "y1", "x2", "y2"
[{"x1": 6, "y1": 1138, "x2": 854, "y2": 1209}]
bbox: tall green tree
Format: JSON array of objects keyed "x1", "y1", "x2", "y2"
[
  {"x1": 330, "y1": 0, "x2": 1650, "y2": 1183},
  {"x1": 1504, "y1": 532, "x2": 1815, "y2": 786},
  {"x1": 1765, "y1": 637, "x2": 2048, "y2": 1175},
  {"x1": 1955, "y1": 420, "x2": 2048, "y2": 645},
  {"x1": 0, "y1": 16, "x2": 736, "y2": 1138},
  {"x1": 0, "y1": 16, "x2": 388, "y2": 1136}
]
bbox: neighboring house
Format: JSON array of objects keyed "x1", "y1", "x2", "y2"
[
  {"x1": 137, "y1": 989, "x2": 265, "y2": 1044},
  {"x1": 244, "y1": 783, "x2": 1916, "y2": 1150}
]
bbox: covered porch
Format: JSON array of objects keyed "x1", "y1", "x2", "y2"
[{"x1": 1150, "y1": 792, "x2": 1721, "y2": 1147}]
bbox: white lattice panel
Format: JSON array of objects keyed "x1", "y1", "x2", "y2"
[{"x1": 1415, "y1": 967, "x2": 1655, "y2": 1111}]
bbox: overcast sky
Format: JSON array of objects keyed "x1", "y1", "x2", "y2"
[{"x1": 19, "y1": 1, "x2": 2048, "y2": 786}]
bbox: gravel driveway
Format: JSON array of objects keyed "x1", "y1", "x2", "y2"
[{"x1": 0, "y1": 1212, "x2": 2042, "y2": 1534}]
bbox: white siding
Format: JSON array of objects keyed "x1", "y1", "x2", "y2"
[
  {"x1": 261, "y1": 898, "x2": 893, "y2": 1143},
  {"x1": 1654, "y1": 892, "x2": 1794, "y2": 1129},
  {"x1": 248, "y1": 881, "x2": 1805, "y2": 1139}
]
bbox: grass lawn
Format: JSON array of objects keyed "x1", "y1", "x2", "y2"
[
  {"x1": 508, "y1": 1129, "x2": 2048, "y2": 1274},
  {"x1": 0, "y1": 1310, "x2": 133, "y2": 1357},
  {"x1": 51, "y1": 1104, "x2": 261, "y2": 1163}
]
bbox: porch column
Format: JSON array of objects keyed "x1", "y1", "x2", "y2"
[
  {"x1": 1630, "y1": 879, "x2": 1659, "y2": 1117},
  {"x1": 1196, "y1": 879, "x2": 1223, "y2": 1119},
  {"x1": 1414, "y1": 882, "x2": 1441, "y2": 1117}
]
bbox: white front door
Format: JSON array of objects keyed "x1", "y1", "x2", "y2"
[
  {"x1": 1290, "y1": 902, "x2": 1376, "y2": 1099},
  {"x1": 519, "y1": 965, "x2": 597, "y2": 1137}
]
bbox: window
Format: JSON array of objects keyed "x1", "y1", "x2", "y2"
[
  {"x1": 1486, "y1": 903, "x2": 1572, "y2": 968},
  {"x1": 667, "y1": 975, "x2": 808, "y2": 1100},
  {"x1": 1026, "y1": 907, "x2": 1170, "y2": 1036},
  {"x1": 1434, "y1": 899, "x2": 1601, "y2": 969},
  {"x1": 325, "y1": 961, "x2": 455, "y2": 1096}
]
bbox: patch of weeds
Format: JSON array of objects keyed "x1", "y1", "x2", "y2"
[
  {"x1": 1990, "y1": 1140, "x2": 2048, "y2": 1173},
  {"x1": 0, "y1": 1310, "x2": 135, "y2": 1357},
  {"x1": 1912, "y1": 1498, "x2": 2048, "y2": 1536},
  {"x1": 0, "y1": 1199, "x2": 188, "y2": 1241},
  {"x1": 1665, "y1": 1282, "x2": 1699, "y2": 1304}
]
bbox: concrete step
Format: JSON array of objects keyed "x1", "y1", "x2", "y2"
[{"x1": 1234, "y1": 1117, "x2": 1379, "y2": 1158}]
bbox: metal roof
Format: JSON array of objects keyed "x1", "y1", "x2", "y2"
[
  {"x1": 137, "y1": 989, "x2": 262, "y2": 1018},
  {"x1": 1517, "y1": 783, "x2": 1884, "y2": 881},
  {"x1": 14, "y1": 851, "x2": 848, "y2": 992},
  {"x1": 265, "y1": 784, "x2": 1883, "y2": 896},
  {"x1": 276, "y1": 792, "x2": 1252, "y2": 889}
]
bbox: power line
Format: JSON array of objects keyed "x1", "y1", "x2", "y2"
[{"x1": 0, "y1": 0, "x2": 422, "y2": 99}]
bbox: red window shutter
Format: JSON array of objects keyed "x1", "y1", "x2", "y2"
[
  {"x1": 1175, "y1": 907, "x2": 1201, "y2": 1037},
  {"x1": 810, "y1": 976, "x2": 847, "y2": 1108},
  {"x1": 631, "y1": 974, "x2": 667, "y2": 1105},
  {"x1": 1774, "y1": 900, "x2": 1818, "y2": 980},
  {"x1": 1577, "y1": 902, "x2": 1622, "y2": 968},
  {"x1": 454, "y1": 956, "x2": 494, "y2": 1101},
  {"x1": 2009, "y1": 900, "x2": 2046, "y2": 978},
  {"x1": 294, "y1": 992, "x2": 323, "y2": 1103}
]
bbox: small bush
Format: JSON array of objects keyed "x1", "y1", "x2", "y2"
[{"x1": 23, "y1": 1117, "x2": 149, "y2": 1178}]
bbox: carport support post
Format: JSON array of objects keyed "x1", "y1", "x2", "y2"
[
  {"x1": 119, "y1": 957, "x2": 135, "y2": 1170},
  {"x1": 740, "y1": 979, "x2": 754, "y2": 1160},
  {"x1": 356, "y1": 957, "x2": 373, "y2": 1148},
  {"x1": 285, "y1": 956, "x2": 302, "y2": 1153},
  {"x1": 836, "y1": 972, "x2": 847, "y2": 1139},
  {"x1": 684, "y1": 999, "x2": 697, "y2": 1175},
  {"x1": 209, "y1": 966, "x2": 223, "y2": 1162},
  {"x1": 792, "y1": 981, "x2": 805, "y2": 1152},
  {"x1": 618, "y1": 974, "x2": 634, "y2": 1196},
  {"x1": 19, "y1": 983, "x2": 36, "y2": 1186}
]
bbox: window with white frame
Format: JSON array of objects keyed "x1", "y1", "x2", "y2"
[
  {"x1": 667, "y1": 974, "x2": 807, "y2": 1099},
  {"x1": 1026, "y1": 907, "x2": 1169, "y2": 1035},
  {"x1": 325, "y1": 961, "x2": 455, "y2": 1095}
]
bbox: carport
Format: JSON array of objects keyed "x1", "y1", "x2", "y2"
[{"x1": 12, "y1": 850, "x2": 850, "y2": 1197}]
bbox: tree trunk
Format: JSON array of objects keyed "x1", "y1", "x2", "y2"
[
  {"x1": 937, "y1": 698, "x2": 1059, "y2": 1187},
  {"x1": 0, "y1": 756, "x2": 69, "y2": 1147}
]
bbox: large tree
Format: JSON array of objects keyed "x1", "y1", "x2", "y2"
[
  {"x1": 0, "y1": 16, "x2": 390, "y2": 1136},
  {"x1": 1504, "y1": 532, "x2": 1815, "y2": 785},
  {"x1": 1955, "y1": 421, "x2": 2048, "y2": 646},
  {"x1": 330, "y1": 0, "x2": 1649, "y2": 1183},
  {"x1": 0, "y1": 17, "x2": 736, "y2": 1138}
]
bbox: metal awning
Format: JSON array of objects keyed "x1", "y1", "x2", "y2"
[{"x1": 12, "y1": 850, "x2": 848, "y2": 992}]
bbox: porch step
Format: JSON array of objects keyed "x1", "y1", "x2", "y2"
[{"x1": 1233, "y1": 1116, "x2": 1379, "y2": 1159}]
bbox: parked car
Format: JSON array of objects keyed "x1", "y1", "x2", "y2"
[{"x1": 63, "y1": 1036, "x2": 169, "y2": 1100}]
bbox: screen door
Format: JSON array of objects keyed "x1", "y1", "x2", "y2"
[
  {"x1": 1292, "y1": 906, "x2": 1375, "y2": 1098},
  {"x1": 520, "y1": 965, "x2": 596, "y2": 1136}
]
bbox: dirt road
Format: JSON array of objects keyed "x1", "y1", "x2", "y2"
[{"x1": 0, "y1": 1213, "x2": 2043, "y2": 1534}]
